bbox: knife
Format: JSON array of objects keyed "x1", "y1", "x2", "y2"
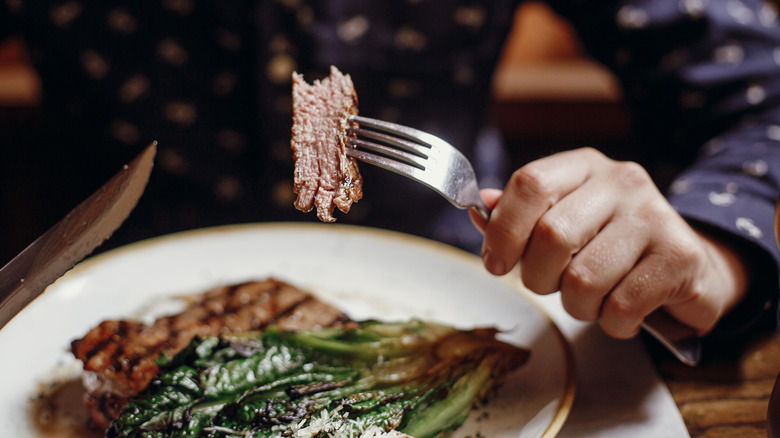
[
  {"x1": 642, "y1": 310, "x2": 701, "y2": 366},
  {"x1": 0, "y1": 142, "x2": 156, "y2": 330}
]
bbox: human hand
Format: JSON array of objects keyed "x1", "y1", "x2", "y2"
[{"x1": 469, "y1": 148, "x2": 750, "y2": 339}]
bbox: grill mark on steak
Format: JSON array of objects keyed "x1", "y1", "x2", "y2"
[
  {"x1": 70, "y1": 278, "x2": 350, "y2": 431},
  {"x1": 82, "y1": 321, "x2": 124, "y2": 361},
  {"x1": 291, "y1": 65, "x2": 363, "y2": 222},
  {"x1": 255, "y1": 293, "x2": 308, "y2": 329}
]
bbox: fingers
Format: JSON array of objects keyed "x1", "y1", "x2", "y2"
[
  {"x1": 580, "y1": 210, "x2": 705, "y2": 339},
  {"x1": 482, "y1": 148, "x2": 604, "y2": 276},
  {"x1": 520, "y1": 176, "x2": 618, "y2": 294},
  {"x1": 599, "y1": 251, "x2": 685, "y2": 339},
  {"x1": 558, "y1": 218, "x2": 649, "y2": 322}
]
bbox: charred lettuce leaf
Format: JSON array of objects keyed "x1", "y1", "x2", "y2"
[{"x1": 107, "y1": 319, "x2": 529, "y2": 438}]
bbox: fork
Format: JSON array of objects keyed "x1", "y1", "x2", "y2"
[
  {"x1": 345, "y1": 115, "x2": 491, "y2": 221},
  {"x1": 346, "y1": 114, "x2": 702, "y2": 366}
]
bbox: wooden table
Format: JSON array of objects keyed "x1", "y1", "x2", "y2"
[{"x1": 648, "y1": 331, "x2": 780, "y2": 437}]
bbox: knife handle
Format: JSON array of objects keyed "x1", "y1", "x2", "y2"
[{"x1": 641, "y1": 309, "x2": 701, "y2": 366}]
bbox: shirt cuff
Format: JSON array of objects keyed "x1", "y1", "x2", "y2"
[{"x1": 668, "y1": 185, "x2": 779, "y2": 336}]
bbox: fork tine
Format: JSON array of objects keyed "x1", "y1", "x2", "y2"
[
  {"x1": 349, "y1": 127, "x2": 430, "y2": 158},
  {"x1": 346, "y1": 113, "x2": 492, "y2": 221},
  {"x1": 347, "y1": 138, "x2": 426, "y2": 169},
  {"x1": 345, "y1": 146, "x2": 424, "y2": 179},
  {"x1": 349, "y1": 115, "x2": 441, "y2": 148}
]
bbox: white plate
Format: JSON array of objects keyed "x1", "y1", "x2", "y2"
[{"x1": 0, "y1": 223, "x2": 575, "y2": 438}]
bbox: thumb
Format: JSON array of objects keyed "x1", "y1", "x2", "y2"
[{"x1": 468, "y1": 188, "x2": 502, "y2": 233}]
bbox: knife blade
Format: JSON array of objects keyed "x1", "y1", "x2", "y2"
[{"x1": 0, "y1": 142, "x2": 156, "y2": 330}]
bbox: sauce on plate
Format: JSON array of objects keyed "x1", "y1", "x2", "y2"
[{"x1": 31, "y1": 377, "x2": 102, "y2": 438}]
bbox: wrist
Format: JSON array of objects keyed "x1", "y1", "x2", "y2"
[{"x1": 695, "y1": 229, "x2": 752, "y2": 317}]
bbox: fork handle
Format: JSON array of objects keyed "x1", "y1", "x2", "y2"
[{"x1": 472, "y1": 204, "x2": 491, "y2": 222}]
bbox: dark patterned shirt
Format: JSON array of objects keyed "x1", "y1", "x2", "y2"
[
  {"x1": 0, "y1": 0, "x2": 517, "y2": 253},
  {"x1": 2, "y1": 0, "x2": 780, "y2": 329}
]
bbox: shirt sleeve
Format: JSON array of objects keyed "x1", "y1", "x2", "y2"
[{"x1": 545, "y1": 0, "x2": 780, "y2": 333}]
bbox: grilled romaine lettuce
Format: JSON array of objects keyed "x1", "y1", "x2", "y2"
[{"x1": 108, "y1": 319, "x2": 529, "y2": 438}]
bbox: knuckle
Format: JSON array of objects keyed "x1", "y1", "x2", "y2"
[
  {"x1": 576, "y1": 146, "x2": 606, "y2": 162},
  {"x1": 671, "y1": 243, "x2": 698, "y2": 268},
  {"x1": 636, "y1": 196, "x2": 666, "y2": 219},
  {"x1": 509, "y1": 165, "x2": 554, "y2": 203},
  {"x1": 559, "y1": 264, "x2": 602, "y2": 320},
  {"x1": 561, "y1": 262, "x2": 600, "y2": 297},
  {"x1": 660, "y1": 232, "x2": 700, "y2": 268},
  {"x1": 534, "y1": 215, "x2": 575, "y2": 250},
  {"x1": 602, "y1": 295, "x2": 643, "y2": 327},
  {"x1": 611, "y1": 161, "x2": 651, "y2": 189}
]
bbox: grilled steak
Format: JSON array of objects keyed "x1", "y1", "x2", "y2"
[
  {"x1": 70, "y1": 278, "x2": 350, "y2": 430},
  {"x1": 291, "y1": 66, "x2": 363, "y2": 222}
]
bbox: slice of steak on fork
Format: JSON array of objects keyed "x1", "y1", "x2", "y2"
[{"x1": 291, "y1": 65, "x2": 363, "y2": 222}]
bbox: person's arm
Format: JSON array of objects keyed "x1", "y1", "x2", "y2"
[
  {"x1": 540, "y1": 0, "x2": 780, "y2": 332},
  {"x1": 472, "y1": 0, "x2": 780, "y2": 337}
]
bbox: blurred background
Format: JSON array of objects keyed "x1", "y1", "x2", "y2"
[{"x1": 0, "y1": 2, "x2": 631, "y2": 263}]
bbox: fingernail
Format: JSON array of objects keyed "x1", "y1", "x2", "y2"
[{"x1": 482, "y1": 249, "x2": 505, "y2": 274}]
